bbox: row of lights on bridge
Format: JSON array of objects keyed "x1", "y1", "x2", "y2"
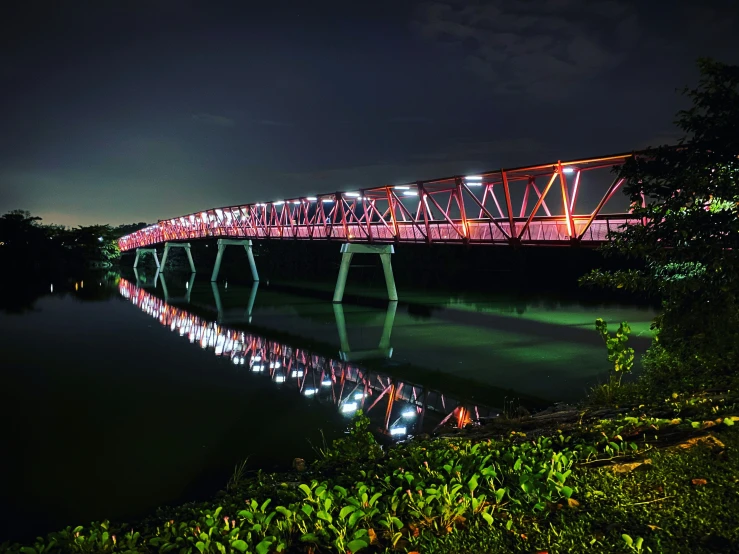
[{"x1": 253, "y1": 168, "x2": 576, "y2": 206}]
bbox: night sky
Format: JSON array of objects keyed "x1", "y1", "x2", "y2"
[{"x1": 2, "y1": 0, "x2": 738, "y2": 227}]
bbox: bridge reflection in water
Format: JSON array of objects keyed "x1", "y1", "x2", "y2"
[{"x1": 118, "y1": 277, "x2": 498, "y2": 438}]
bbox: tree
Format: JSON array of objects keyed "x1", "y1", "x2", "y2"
[{"x1": 582, "y1": 59, "x2": 739, "y2": 391}]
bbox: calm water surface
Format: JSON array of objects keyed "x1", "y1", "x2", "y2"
[{"x1": 0, "y1": 272, "x2": 655, "y2": 542}]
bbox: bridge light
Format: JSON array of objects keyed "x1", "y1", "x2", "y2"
[
  {"x1": 465, "y1": 175, "x2": 482, "y2": 181},
  {"x1": 322, "y1": 379, "x2": 332, "y2": 386},
  {"x1": 402, "y1": 409, "x2": 417, "y2": 419},
  {"x1": 394, "y1": 186, "x2": 410, "y2": 190},
  {"x1": 322, "y1": 199, "x2": 334, "y2": 203},
  {"x1": 345, "y1": 192, "x2": 360, "y2": 197},
  {"x1": 563, "y1": 167, "x2": 575, "y2": 174},
  {"x1": 305, "y1": 197, "x2": 317, "y2": 201},
  {"x1": 273, "y1": 200, "x2": 285, "y2": 205},
  {"x1": 403, "y1": 190, "x2": 418, "y2": 196},
  {"x1": 390, "y1": 426, "x2": 407, "y2": 436},
  {"x1": 275, "y1": 375, "x2": 286, "y2": 383},
  {"x1": 292, "y1": 201, "x2": 301, "y2": 205},
  {"x1": 304, "y1": 388, "x2": 317, "y2": 396},
  {"x1": 341, "y1": 402, "x2": 358, "y2": 413}
]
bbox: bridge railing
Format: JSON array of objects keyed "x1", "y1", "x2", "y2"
[{"x1": 120, "y1": 152, "x2": 640, "y2": 251}]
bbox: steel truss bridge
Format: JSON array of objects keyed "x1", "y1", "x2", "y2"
[
  {"x1": 119, "y1": 277, "x2": 495, "y2": 436},
  {"x1": 118, "y1": 152, "x2": 638, "y2": 252}
]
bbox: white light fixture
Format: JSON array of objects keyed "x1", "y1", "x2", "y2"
[
  {"x1": 304, "y1": 389, "x2": 317, "y2": 396},
  {"x1": 401, "y1": 410, "x2": 417, "y2": 419},
  {"x1": 292, "y1": 201, "x2": 301, "y2": 205},
  {"x1": 322, "y1": 199, "x2": 334, "y2": 203},
  {"x1": 403, "y1": 191, "x2": 418, "y2": 196},
  {"x1": 233, "y1": 357, "x2": 241, "y2": 365},
  {"x1": 274, "y1": 200, "x2": 285, "y2": 205},
  {"x1": 563, "y1": 167, "x2": 575, "y2": 174},
  {"x1": 345, "y1": 192, "x2": 360, "y2": 197},
  {"x1": 341, "y1": 402, "x2": 358, "y2": 413},
  {"x1": 354, "y1": 392, "x2": 365, "y2": 400},
  {"x1": 390, "y1": 427, "x2": 407, "y2": 436},
  {"x1": 305, "y1": 197, "x2": 317, "y2": 201},
  {"x1": 253, "y1": 355, "x2": 262, "y2": 362},
  {"x1": 321, "y1": 379, "x2": 332, "y2": 386},
  {"x1": 466, "y1": 175, "x2": 482, "y2": 181},
  {"x1": 292, "y1": 370, "x2": 304, "y2": 378},
  {"x1": 275, "y1": 376, "x2": 286, "y2": 383},
  {"x1": 394, "y1": 186, "x2": 410, "y2": 190},
  {"x1": 252, "y1": 365, "x2": 264, "y2": 372}
]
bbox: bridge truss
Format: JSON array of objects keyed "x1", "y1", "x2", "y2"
[{"x1": 119, "y1": 152, "x2": 638, "y2": 251}]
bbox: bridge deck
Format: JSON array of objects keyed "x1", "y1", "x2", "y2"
[{"x1": 119, "y1": 152, "x2": 638, "y2": 251}]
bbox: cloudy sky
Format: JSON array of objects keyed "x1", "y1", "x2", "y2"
[{"x1": 1, "y1": 0, "x2": 737, "y2": 226}]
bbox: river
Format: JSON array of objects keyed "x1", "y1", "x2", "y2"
[{"x1": 0, "y1": 270, "x2": 655, "y2": 543}]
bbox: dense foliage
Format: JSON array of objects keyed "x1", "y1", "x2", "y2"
[
  {"x1": 0, "y1": 210, "x2": 148, "y2": 269},
  {"x1": 582, "y1": 59, "x2": 739, "y2": 392},
  {"x1": 2, "y1": 407, "x2": 737, "y2": 554}
]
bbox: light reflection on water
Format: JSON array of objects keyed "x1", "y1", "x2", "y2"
[{"x1": 120, "y1": 277, "x2": 498, "y2": 439}]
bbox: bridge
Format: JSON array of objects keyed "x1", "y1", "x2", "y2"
[
  {"x1": 118, "y1": 277, "x2": 496, "y2": 436},
  {"x1": 120, "y1": 152, "x2": 638, "y2": 301}
]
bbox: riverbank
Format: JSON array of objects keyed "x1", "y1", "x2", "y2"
[{"x1": 3, "y1": 389, "x2": 737, "y2": 554}]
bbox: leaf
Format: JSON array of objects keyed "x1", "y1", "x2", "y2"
[
  {"x1": 347, "y1": 539, "x2": 369, "y2": 552},
  {"x1": 635, "y1": 537, "x2": 644, "y2": 550},
  {"x1": 316, "y1": 510, "x2": 332, "y2": 523},
  {"x1": 275, "y1": 506, "x2": 292, "y2": 518},
  {"x1": 561, "y1": 486, "x2": 574, "y2": 499},
  {"x1": 301, "y1": 504, "x2": 314, "y2": 517},
  {"x1": 195, "y1": 542, "x2": 206, "y2": 554},
  {"x1": 495, "y1": 488, "x2": 506, "y2": 503},
  {"x1": 724, "y1": 417, "x2": 735, "y2": 427},
  {"x1": 231, "y1": 540, "x2": 248, "y2": 552},
  {"x1": 256, "y1": 538, "x2": 274, "y2": 554},
  {"x1": 299, "y1": 484, "x2": 312, "y2": 497},
  {"x1": 340, "y1": 505, "x2": 357, "y2": 519},
  {"x1": 348, "y1": 509, "x2": 365, "y2": 528},
  {"x1": 622, "y1": 534, "x2": 633, "y2": 547},
  {"x1": 468, "y1": 474, "x2": 479, "y2": 493},
  {"x1": 300, "y1": 533, "x2": 319, "y2": 543},
  {"x1": 482, "y1": 512, "x2": 493, "y2": 526}
]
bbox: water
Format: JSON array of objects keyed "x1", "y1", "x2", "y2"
[{"x1": 0, "y1": 272, "x2": 655, "y2": 543}]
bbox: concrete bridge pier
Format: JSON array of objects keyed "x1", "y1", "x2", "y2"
[
  {"x1": 332, "y1": 243, "x2": 398, "y2": 303},
  {"x1": 161, "y1": 242, "x2": 196, "y2": 273},
  {"x1": 133, "y1": 248, "x2": 160, "y2": 269},
  {"x1": 211, "y1": 239, "x2": 259, "y2": 282}
]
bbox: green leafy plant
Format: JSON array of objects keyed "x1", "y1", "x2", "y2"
[{"x1": 595, "y1": 318, "x2": 635, "y2": 387}]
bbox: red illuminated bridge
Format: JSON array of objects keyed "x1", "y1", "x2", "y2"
[{"x1": 120, "y1": 152, "x2": 639, "y2": 302}]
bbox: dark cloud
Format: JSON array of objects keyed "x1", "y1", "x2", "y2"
[
  {"x1": 413, "y1": 0, "x2": 639, "y2": 97},
  {"x1": 192, "y1": 113, "x2": 237, "y2": 127}
]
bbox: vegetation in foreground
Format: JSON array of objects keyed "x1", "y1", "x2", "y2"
[
  {"x1": 582, "y1": 58, "x2": 739, "y2": 396},
  {"x1": 2, "y1": 403, "x2": 738, "y2": 554}
]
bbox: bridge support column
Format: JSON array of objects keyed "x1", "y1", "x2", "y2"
[
  {"x1": 210, "y1": 239, "x2": 259, "y2": 282},
  {"x1": 133, "y1": 248, "x2": 160, "y2": 269},
  {"x1": 161, "y1": 242, "x2": 196, "y2": 273},
  {"x1": 332, "y1": 243, "x2": 398, "y2": 303}
]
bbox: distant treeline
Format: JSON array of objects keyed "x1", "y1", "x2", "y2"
[{"x1": 0, "y1": 209, "x2": 148, "y2": 272}]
